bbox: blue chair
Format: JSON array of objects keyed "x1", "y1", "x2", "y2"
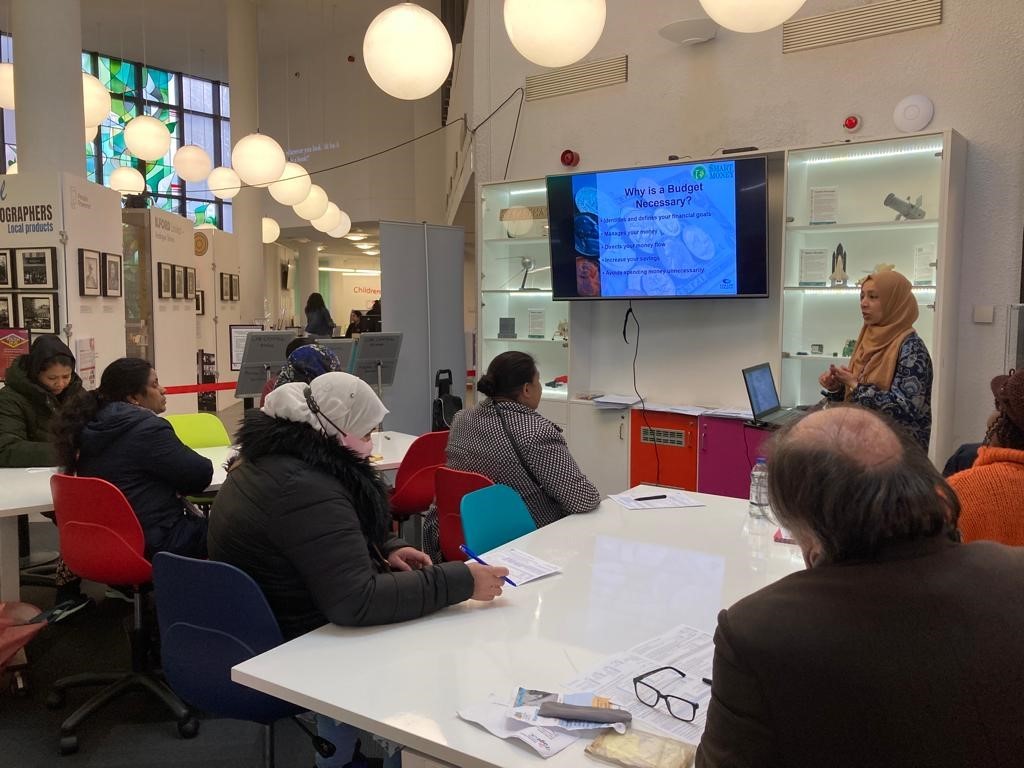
[
  {"x1": 459, "y1": 484, "x2": 538, "y2": 554},
  {"x1": 152, "y1": 553, "x2": 334, "y2": 768}
]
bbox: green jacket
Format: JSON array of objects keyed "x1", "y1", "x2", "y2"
[{"x1": 0, "y1": 358, "x2": 83, "y2": 467}]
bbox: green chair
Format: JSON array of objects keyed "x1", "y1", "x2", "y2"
[
  {"x1": 165, "y1": 413, "x2": 231, "y2": 449},
  {"x1": 460, "y1": 484, "x2": 537, "y2": 555}
]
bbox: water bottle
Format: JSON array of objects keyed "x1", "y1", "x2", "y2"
[{"x1": 748, "y1": 457, "x2": 770, "y2": 518}]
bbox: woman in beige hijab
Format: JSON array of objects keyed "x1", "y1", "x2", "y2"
[{"x1": 819, "y1": 268, "x2": 933, "y2": 450}]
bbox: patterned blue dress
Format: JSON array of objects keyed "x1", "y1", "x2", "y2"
[{"x1": 825, "y1": 332, "x2": 932, "y2": 451}]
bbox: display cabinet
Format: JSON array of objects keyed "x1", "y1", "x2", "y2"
[
  {"x1": 780, "y1": 131, "x2": 966, "y2": 461},
  {"x1": 479, "y1": 179, "x2": 569, "y2": 425}
]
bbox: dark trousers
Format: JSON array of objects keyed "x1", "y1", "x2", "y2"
[{"x1": 146, "y1": 515, "x2": 209, "y2": 561}]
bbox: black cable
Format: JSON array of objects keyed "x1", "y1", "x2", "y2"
[
  {"x1": 623, "y1": 301, "x2": 661, "y2": 485},
  {"x1": 502, "y1": 88, "x2": 525, "y2": 180}
]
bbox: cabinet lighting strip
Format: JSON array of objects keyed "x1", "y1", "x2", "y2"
[
  {"x1": 802, "y1": 144, "x2": 942, "y2": 165},
  {"x1": 795, "y1": 287, "x2": 936, "y2": 295}
]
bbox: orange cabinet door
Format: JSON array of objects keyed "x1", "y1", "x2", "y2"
[{"x1": 629, "y1": 411, "x2": 698, "y2": 491}]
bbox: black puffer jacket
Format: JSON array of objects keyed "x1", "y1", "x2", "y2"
[{"x1": 208, "y1": 411, "x2": 475, "y2": 640}]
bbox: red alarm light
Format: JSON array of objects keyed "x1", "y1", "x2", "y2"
[
  {"x1": 560, "y1": 149, "x2": 580, "y2": 167},
  {"x1": 843, "y1": 115, "x2": 861, "y2": 132}
]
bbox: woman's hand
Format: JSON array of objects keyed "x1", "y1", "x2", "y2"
[
  {"x1": 818, "y1": 368, "x2": 840, "y2": 391},
  {"x1": 831, "y1": 365, "x2": 859, "y2": 389},
  {"x1": 466, "y1": 562, "x2": 510, "y2": 601},
  {"x1": 387, "y1": 547, "x2": 433, "y2": 571}
]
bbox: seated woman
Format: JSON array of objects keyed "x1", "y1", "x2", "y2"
[
  {"x1": 423, "y1": 351, "x2": 600, "y2": 561},
  {"x1": 208, "y1": 372, "x2": 507, "y2": 768},
  {"x1": 258, "y1": 338, "x2": 341, "y2": 406},
  {"x1": 0, "y1": 335, "x2": 88, "y2": 612},
  {"x1": 343, "y1": 310, "x2": 363, "y2": 338},
  {"x1": 53, "y1": 358, "x2": 213, "y2": 559},
  {"x1": 949, "y1": 368, "x2": 1024, "y2": 545}
]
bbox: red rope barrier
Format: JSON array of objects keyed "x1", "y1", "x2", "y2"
[{"x1": 163, "y1": 382, "x2": 238, "y2": 395}]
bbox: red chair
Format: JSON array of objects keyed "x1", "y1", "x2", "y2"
[
  {"x1": 388, "y1": 431, "x2": 450, "y2": 523},
  {"x1": 434, "y1": 468, "x2": 493, "y2": 562},
  {"x1": 47, "y1": 475, "x2": 197, "y2": 756}
]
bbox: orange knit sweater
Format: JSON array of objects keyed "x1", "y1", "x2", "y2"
[{"x1": 949, "y1": 446, "x2": 1024, "y2": 546}]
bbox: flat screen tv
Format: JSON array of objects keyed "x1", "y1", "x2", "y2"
[{"x1": 545, "y1": 156, "x2": 768, "y2": 300}]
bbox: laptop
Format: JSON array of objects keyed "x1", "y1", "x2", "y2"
[{"x1": 742, "y1": 363, "x2": 804, "y2": 427}]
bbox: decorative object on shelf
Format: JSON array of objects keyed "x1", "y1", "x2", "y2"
[
  {"x1": 157, "y1": 262, "x2": 173, "y2": 299},
  {"x1": 500, "y1": 205, "x2": 548, "y2": 238},
  {"x1": 811, "y1": 343, "x2": 824, "y2": 355},
  {"x1": 698, "y1": 0, "x2": 806, "y2": 33},
  {"x1": 230, "y1": 274, "x2": 240, "y2": 302},
  {"x1": 102, "y1": 253, "x2": 122, "y2": 297},
  {"x1": 232, "y1": 133, "x2": 287, "y2": 187},
  {"x1": 830, "y1": 243, "x2": 849, "y2": 287},
  {"x1": 553, "y1": 319, "x2": 569, "y2": 343},
  {"x1": 17, "y1": 293, "x2": 58, "y2": 334},
  {"x1": 893, "y1": 94, "x2": 934, "y2": 133},
  {"x1": 363, "y1": 2, "x2": 453, "y2": 100},
  {"x1": 883, "y1": 193, "x2": 926, "y2": 221},
  {"x1": 498, "y1": 317, "x2": 517, "y2": 339},
  {"x1": 0, "y1": 249, "x2": 11, "y2": 289},
  {"x1": 261, "y1": 217, "x2": 280, "y2": 244},
  {"x1": 14, "y1": 248, "x2": 57, "y2": 290},
  {"x1": 208, "y1": 167, "x2": 242, "y2": 200},
  {"x1": 172, "y1": 265, "x2": 186, "y2": 299},
  {"x1": 195, "y1": 290, "x2": 205, "y2": 316},
  {"x1": 842, "y1": 338, "x2": 857, "y2": 357},
  {"x1": 173, "y1": 145, "x2": 213, "y2": 183},
  {"x1": 504, "y1": 0, "x2": 606, "y2": 67},
  {"x1": 185, "y1": 267, "x2": 197, "y2": 300},
  {"x1": 220, "y1": 272, "x2": 231, "y2": 302},
  {"x1": 269, "y1": 162, "x2": 311, "y2": 205},
  {"x1": 124, "y1": 114, "x2": 171, "y2": 161},
  {"x1": 78, "y1": 249, "x2": 102, "y2": 297}
]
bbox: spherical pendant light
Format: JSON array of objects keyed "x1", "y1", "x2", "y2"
[
  {"x1": 124, "y1": 115, "x2": 171, "y2": 161},
  {"x1": 327, "y1": 211, "x2": 353, "y2": 239},
  {"x1": 208, "y1": 166, "x2": 242, "y2": 199},
  {"x1": 85, "y1": 124, "x2": 98, "y2": 142},
  {"x1": 231, "y1": 132, "x2": 287, "y2": 187},
  {"x1": 503, "y1": 0, "x2": 606, "y2": 67},
  {"x1": 697, "y1": 0, "x2": 806, "y2": 33},
  {"x1": 7, "y1": 161, "x2": 17, "y2": 175},
  {"x1": 109, "y1": 166, "x2": 146, "y2": 195},
  {"x1": 0, "y1": 63, "x2": 15, "y2": 109},
  {"x1": 261, "y1": 217, "x2": 281, "y2": 244},
  {"x1": 269, "y1": 162, "x2": 312, "y2": 206},
  {"x1": 292, "y1": 184, "x2": 329, "y2": 220},
  {"x1": 311, "y1": 202, "x2": 343, "y2": 233},
  {"x1": 173, "y1": 145, "x2": 213, "y2": 183},
  {"x1": 363, "y1": 3, "x2": 453, "y2": 100},
  {"x1": 82, "y1": 73, "x2": 112, "y2": 126}
]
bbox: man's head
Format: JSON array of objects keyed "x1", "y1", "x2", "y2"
[
  {"x1": 767, "y1": 406, "x2": 958, "y2": 567},
  {"x1": 986, "y1": 369, "x2": 1024, "y2": 449}
]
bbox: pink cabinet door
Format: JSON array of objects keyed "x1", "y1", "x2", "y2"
[{"x1": 697, "y1": 416, "x2": 771, "y2": 499}]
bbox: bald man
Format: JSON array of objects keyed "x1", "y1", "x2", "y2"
[{"x1": 696, "y1": 406, "x2": 1024, "y2": 768}]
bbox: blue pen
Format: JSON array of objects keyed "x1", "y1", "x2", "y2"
[{"x1": 459, "y1": 544, "x2": 517, "y2": 587}]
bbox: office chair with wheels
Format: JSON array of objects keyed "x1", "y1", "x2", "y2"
[
  {"x1": 164, "y1": 412, "x2": 232, "y2": 449},
  {"x1": 460, "y1": 484, "x2": 537, "y2": 555},
  {"x1": 434, "y1": 468, "x2": 493, "y2": 562},
  {"x1": 47, "y1": 474, "x2": 196, "y2": 756},
  {"x1": 152, "y1": 552, "x2": 335, "y2": 768}
]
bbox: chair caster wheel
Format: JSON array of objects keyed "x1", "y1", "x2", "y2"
[
  {"x1": 178, "y1": 717, "x2": 200, "y2": 739},
  {"x1": 59, "y1": 735, "x2": 79, "y2": 755},
  {"x1": 46, "y1": 690, "x2": 65, "y2": 709}
]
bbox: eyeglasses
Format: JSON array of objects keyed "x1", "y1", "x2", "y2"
[{"x1": 632, "y1": 666, "x2": 700, "y2": 722}]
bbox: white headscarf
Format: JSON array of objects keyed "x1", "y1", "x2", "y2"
[{"x1": 263, "y1": 372, "x2": 388, "y2": 439}]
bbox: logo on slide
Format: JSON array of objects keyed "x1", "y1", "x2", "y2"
[{"x1": 691, "y1": 166, "x2": 707, "y2": 181}]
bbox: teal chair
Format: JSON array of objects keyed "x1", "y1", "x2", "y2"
[
  {"x1": 164, "y1": 413, "x2": 231, "y2": 449},
  {"x1": 460, "y1": 484, "x2": 537, "y2": 555}
]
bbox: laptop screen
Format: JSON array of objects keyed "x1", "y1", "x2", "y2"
[{"x1": 742, "y1": 363, "x2": 781, "y2": 418}]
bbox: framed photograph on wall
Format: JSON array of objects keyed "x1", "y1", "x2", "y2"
[
  {"x1": 195, "y1": 289, "x2": 205, "y2": 316},
  {"x1": 17, "y1": 293, "x2": 58, "y2": 334},
  {"x1": 102, "y1": 253, "x2": 123, "y2": 297},
  {"x1": 0, "y1": 250, "x2": 12, "y2": 290},
  {"x1": 220, "y1": 272, "x2": 231, "y2": 302},
  {"x1": 185, "y1": 267, "x2": 196, "y2": 299},
  {"x1": 230, "y1": 273, "x2": 240, "y2": 302},
  {"x1": 158, "y1": 262, "x2": 173, "y2": 298},
  {"x1": 78, "y1": 249, "x2": 102, "y2": 296},
  {"x1": 173, "y1": 265, "x2": 186, "y2": 299},
  {"x1": 0, "y1": 292, "x2": 14, "y2": 327},
  {"x1": 15, "y1": 248, "x2": 57, "y2": 290}
]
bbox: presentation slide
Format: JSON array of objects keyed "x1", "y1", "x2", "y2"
[{"x1": 567, "y1": 160, "x2": 739, "y2": 298}]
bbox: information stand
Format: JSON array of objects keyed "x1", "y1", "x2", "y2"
[
  {"x1": 351, "y1": 333, "x2": 403, "y2": 399},
  {"x1": 234, "y1": 330, "x2": 297, "y2": 407},
  {"x1": 317, "y1": 338, "x2": 357, "y2": 373}
]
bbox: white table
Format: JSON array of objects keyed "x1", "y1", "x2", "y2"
[
  {"x1": 0, "y1": 431, "x2": 415, "y2": 602},
  {"x1": 232, "y1": 488, "x2": 805, "y2": 768}
]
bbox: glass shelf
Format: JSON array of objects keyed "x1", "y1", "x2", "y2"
[
  {"x1": 483, "y1": 236, "x2": 551, "y2": 245},
  {"x1": 786, "y1": 219, "x2": 938, "y2": 234},
  {"x1": 783, "y1": 285, "x2": 936, "y2": 293}
]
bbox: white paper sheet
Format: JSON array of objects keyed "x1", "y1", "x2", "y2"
[
  {"x1": 809, "y1": 186, "x2": 838, "y2": 225},
  {"x1": 566, "y1": 623, "x2": 715, "y2": 744},
  {"x1": 798, "y1": 248, "x2": 830, "y2": 286},
  {"x1": 703, "y1": 406, "x2": 753, "y2": 420},
  {"x1": 593, "y1": 393, "x2": 641, "y2": 409},
  {"x1": 609, "y1": 488, "x2": 705, "y2": 510},
  {"x1": 483, "y1": 548, "x2": 562, "y2": 585},
  {"x1": 913, "y1": 243, "x2": 937, "y2": 286},
  {"x1": 642, "y1": 402, "x2": 710, "y2": 416},
  {"x1": 458, "y1": 697, "x2": 577, "y2": 758}
]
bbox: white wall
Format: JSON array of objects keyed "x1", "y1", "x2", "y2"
[
  {"x1": 262, "y1": 242, "x2": 298, "y2": 329},
  {"x1": 209, "y1": 230, "x2": 243, "y2": 412},
  {"x1": 327, "y1": 272, "x2": 381, "y2": 328},
  {"x1": 465, "y1": 0, "x2": 1024, "y2": 445}
]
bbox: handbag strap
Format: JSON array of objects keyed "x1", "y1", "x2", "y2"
[{"x1": 491, "y1": 401, "x2": 544, "y2": 489}]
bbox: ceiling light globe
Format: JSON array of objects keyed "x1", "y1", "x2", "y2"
[
  {"x1": 503, "y1": 0, "x2": 606, "y2": 67},
  {"x1": 173, "y1": 145, "x2": 213, "y2": 182},
  {"x1": 82, "y1": 73, "x2": 112, "y2": 125},
  {"x1": 109, "y1": 166, "x2": 146, "y2": 195},
  {"x1": 327, "y1": 211, "x2": 353, "y2": 238},
  {"x1": 293, "y1": 184, "x2": 329, "y2": 220},
  {"x1": 261, "y1": 217, "x2": 281, "y2": 244},
  {"x1": 363, "y1": 3, "x2": 453, "y2": 100},
  {"x1": 312, "y1": 202, "x2": 343, "y2": 233},
  {"x1": 208, "y1": 166, "x2": 242, "y2": 199},
  {"x1": 231, "y1": 132, "x2": 287, "y2": 187},
  {"x1": 269, "y1": 162, "x2": 312, "y2": 205},
  {"x1": 697, "y1": 0, "x2": 806, "y2": 33},
  {"x1": 124, "y1": 115, "x2": 171, "y2": 161}
]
